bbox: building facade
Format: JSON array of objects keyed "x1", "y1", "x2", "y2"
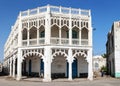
[
  {"x1": 93, "y1": 55, "x2": 106, "y2": 72},
  {"x1": 4, "y1": 5, "x2": 93, "y2": 82},
  {"x1": 106, "y1": 21, "x2": 120, "y2": 78},
  {"x1": 0, "y1": 62, "x2": 2, "y2": 73}
]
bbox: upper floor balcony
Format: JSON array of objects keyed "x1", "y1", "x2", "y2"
[{"x1": 22, "y1": 25, "x2": 89, "y2": 47}]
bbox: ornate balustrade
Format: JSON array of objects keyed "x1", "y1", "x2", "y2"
[
  {"x1": 22, "y1": 38, "x2": 88, "y2": 46},
  {"x1": 20, "y1": 5, "x2": 90, "y2": 17}
]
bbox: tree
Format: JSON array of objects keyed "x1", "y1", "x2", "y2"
[{"x1": 101, "y1": 53, "x2": 108, "y2": 58}]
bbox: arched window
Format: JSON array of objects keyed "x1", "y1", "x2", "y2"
[
  {"x1": 39, "y1": 25, "x2": 45, "y2": 38},
  {"x1": 29, "y1": 26, "x2": 37, "y2": 39},
  {"x1": 72, "y1": 27, "x2": 79, "y2": 39},
  {"x1": 51, "y1": 25, "x2": 59, "y2": 37},
  {"x1": 61, "y1": 26, "x2": 69, "y2": 38},
  {"x1": 81, "y1": 27, "x2": 88, "y2": 39},
  {"x1": 22, "y1": 28, "x2": 27, "y2": 40}
]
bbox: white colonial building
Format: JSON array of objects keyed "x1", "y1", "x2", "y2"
[
  {"x1": 106, "y1": 21, "x2": 120, "y2": 78},
  {"x1": 93, "y1": 55, "x2": 106, "y2": 72},
  {"x1": 4, "y1": 5, "x2": 93, "y2": 82}
]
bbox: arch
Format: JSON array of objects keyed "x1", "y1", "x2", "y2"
[
  {"x1": 72, "y1": 26, "x2": 79, "y2": 39},
  {"x1": 23, "y1": 51, "x2": 44, "y2": 60},
  {"x1": 81, "y1": 27, "x2": 88, "y2": 39},
  {"x1": 51, "y1": 25, "x2": 59, "y2": 37},
  {"x1": 52, "y1": 51, "x2": 68, "y2": 59},
  {"x1": 51, "y1": 50, "x2": 68, "y2": 78},
  {"x1": 39, "y1": 25, "x2": 45, "y2": 38},
  {"x1": 22, "y1": 28, "x2": 27, "y2": 40},
  {"x1": 29, "y1": 26, "x2": 37, "y2": 39},
  {"x1": 61, "y1": 26, "x2": 69, "y2": 38},
  {"x1": 72, "y1": 51, "x2": 87, "y2": 61}
]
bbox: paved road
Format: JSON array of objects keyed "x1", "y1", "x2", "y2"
[{"x1": 0, "y1": 77, "x2": 120, "y2": 86}]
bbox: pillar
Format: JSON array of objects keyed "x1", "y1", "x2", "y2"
[
  {"x1": 87, "y1": 48, "x2": 93, "y2": 80},
  {"x1": 68, "y1": 48, "x2": 73, "y2": 81},
  {"x1": 43, "y1": 46, "x2": 52, "y2": 82},
  {"x1": 27, "y1": 30, "x2": 30, "y2": 46},
  {"x1": 45, "y1": 5, "x2": 51, "y2": 44},
  {"x1": 9, "y1": 59, "x2": 12, "y2": 77},
  {"x1": 79, "y1": 29, "x2": 81, "y2": 45},
  {"x1": 12, "y1": 57, "x2": 16, "y2": 78},
  {"x1": 37, "y1": 19, "x2": 39, "y2": 45},
  {"x1": 69, "y1": 13, "x2": 72, "y2": 45},
  {"x1": 16, "y1": 48, "x2": 22, "y2": 81},
  {"x1": 59, "y1": 28, "x2": 61, "y2": 44}
]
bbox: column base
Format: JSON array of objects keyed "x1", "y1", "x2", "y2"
[
  {"x1": 16, "y1": 77, "x2": 22, "y2": 81},
  {"x1": 43, "y1": 78, "x2": 52, "y2": 82},
  {"x1": 87, "y1": 76, "x2": 93, "y2": 81},
  {"x1": 68, "y1": 78, "x2": 72, "y2": 81}
]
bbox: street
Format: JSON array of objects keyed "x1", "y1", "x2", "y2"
[{"x1": 0, "y1": 77, "x2": 120, "y2": 86}]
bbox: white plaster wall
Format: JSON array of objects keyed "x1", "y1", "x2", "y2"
[
  {"x1": 51, "y1": 55, "x2": 66, "y2": 73},
  {"x1": 31, "y1": 57, "x2": 40, "y2": 72},
  {"x1": 115, "y1": 51, "x2": 120, "y2": 73},
  {"x1": 25, "y1": 57, "x2": 40, "y2": 73},
  {"x1": 78, "y1": 57, "x2": 88, "y2": 74}
]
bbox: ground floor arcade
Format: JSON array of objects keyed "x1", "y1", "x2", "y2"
[{"x1": 5, "y1": 46, "x2": 93, "y2": 82}]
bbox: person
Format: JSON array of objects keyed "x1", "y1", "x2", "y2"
[{"x1": 101, "y1": 70, "x2": 104, "y2": 77}]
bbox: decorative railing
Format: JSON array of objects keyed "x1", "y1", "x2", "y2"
[
  {"x1": 22, "y1": 40, "x2": 27, "y2": 46},
  {"x1": 29, "y1": 39, "x2": 37, "y2": 45},
  {"x1": 81, "y1": 39, "x2": 88, "y2": 45},
  {"x1": 20, "y1": 5, "x2": 90, "y2": 17},
  {"x1": 22, "y1": 38, "x2": 89, "y2": 46},
  {"x1": 72, "y1": 39, "x2": 79, "y2": 45},
  {"x1": 50, "y1": 37, "x2": 60, "y2": 44},
  {"x1": 61, "y1": 38, "x2": 69, "y2": 44},
  {"x1": 39, "y1": 38, "x2": 45, "y2": 44}
]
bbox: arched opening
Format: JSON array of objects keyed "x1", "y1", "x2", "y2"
[
  {"x1": 72, "y1": 27, "x2": 79, "y2": 45},
  {"x1": 22, "y1": 28, "x2": 27, "y2": 40},
  {"x1": 29, "y1": 27, "x2": 37, "y2": 45},
  {"x1": 77, "y1": 56, "x2": 88, "y2": 78},
  {"x1": 39, "y1": 26, "x2": 45, "y2": 44},
  {"x1": 22, "y1": 52, "x2": 44, "y2": 78},
  {"x1": 22, "y1": 28, "x2": 27, "y2": 46},
  {"x1": 72, "y1": 27, "x2": 79, "y2": 39},
  {"x1": 72, "y1": 51, "x2": 88, "y2": 78},
  {"x1": 39, "y1": 26, "x2": 45, "y2": 38},
  {"x1": 81, "y1": 27, "x2": 88, "y2": 45},
  {"x1": 51, "y1": 52, "x2": 67, "y2": 79},
  {"x1": 81, "y1": 27, "x2": 88, "y2": 39},
  {"x1": 61, "y1": 26, "x2": 69, "y2": 38},
  {"x1": 51, "y1": 25, "x2": 59, "y2": 44},
  {"x1": 29, "y1": 27, "x2": 37, "y2": 39},
  {"x1": 51, "y1": 25, "x2": 59, "y2": 37},
  {"x1": 61, "y1": 26, "x2": 69, "y2": 44}
]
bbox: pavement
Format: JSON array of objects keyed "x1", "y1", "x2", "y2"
[{"x1": 0, "y1": 76, "x2": 120, "y2": 86}]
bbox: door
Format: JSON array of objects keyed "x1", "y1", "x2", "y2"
[
  {"x1": 72, "y1": 58, "x2": 77, "y2": 78},
  {"x1": 29, "y1": 59, "x2": 32, "y2": 75}
]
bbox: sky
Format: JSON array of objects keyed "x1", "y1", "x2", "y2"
[{"x1": 0, "y1": 0, "x2": 120, "y2": 61}]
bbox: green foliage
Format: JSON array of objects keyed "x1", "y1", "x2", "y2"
[
  {"x1": 101, "y1": 53, "x2": 108, "y2": 58},
  {"x1": 101, "y1": 66, "x2": 107, "y2": 72}
]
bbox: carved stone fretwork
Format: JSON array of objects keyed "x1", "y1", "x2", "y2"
[
  {"x1": 81, "y1": 20, "x2": 89, "y2": 30},
  {"x1": 61, "y1": 17, "x2": 69, "y2": 28},
  {"x1": 71, "y1": 18, "x2": 80, "y2": 28},
  {"x1": 72, "y1": 49, "x2": 88, "y2": 62},
  {"x1": 51, "y1": 17, "x2": 60, "y2": 27},
  {"x1": 22, "y1": 48, "x2": 44, "y2": 61},
  {"x1": 51, "y1": 48, "x2": 68, "y2": 62}
]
